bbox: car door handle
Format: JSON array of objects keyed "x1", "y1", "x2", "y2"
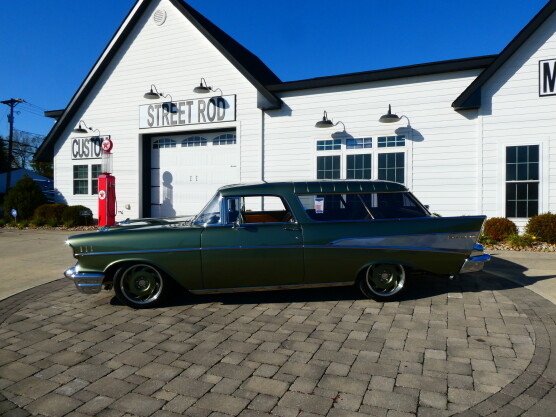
[{"x1": 283, "y1": 224, "x2": 300, "y2": 231}]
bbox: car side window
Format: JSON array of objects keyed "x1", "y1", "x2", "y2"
[{"x1": 225, "y1": 195, "x2": 295, "y2": 224}]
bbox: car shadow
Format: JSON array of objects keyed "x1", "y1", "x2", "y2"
[{"x1": 110, "y1": 255, "x2": 555, "y2": 308}]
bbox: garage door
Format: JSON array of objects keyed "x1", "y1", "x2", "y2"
[{"x1": 151, "y1": 131, "x2": 239, "y2": 217}]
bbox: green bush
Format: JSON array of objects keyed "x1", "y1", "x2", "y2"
[
  {"x1": 506, "y1": 234, "x2": 534, "y2": 249},
  {"x1": 34, "y1": 203, "x2": 68, "y2": 225},
  {"x1": 46, "y1": 218, "x2": 59, "y2": 227},
  {"x1": 0, "y1": 218, "x2": 6, "y2": 227},
  {"x1": 3, "y1": 175, "x2": 47, "y2": 221},
  {"x1": 483, "y1": 217, "x2": 517, "y2": 241},
  {"x1": 62, "y1": 205, "x2": 93, "y2": 227},
  {"x1": 526, "y1": 212, "x2": 556, "y2": 243},
  {"x1": 19, "y1": 220, "x2": 30, "y2": 229},
  {"x1": 31, "y1": 217, "x2": 45, "y2": 227}
]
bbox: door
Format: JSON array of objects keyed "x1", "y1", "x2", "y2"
[
  {"x1": 150, "y1": 132, "x2": 239, "y2": 217},
  {"x1": 200, "y1": 195, "x2": 304, "y2": 289}
]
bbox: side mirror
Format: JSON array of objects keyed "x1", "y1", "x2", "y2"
[{"x1": 232, "y1": 218, "x2": 245, "y2": 230}]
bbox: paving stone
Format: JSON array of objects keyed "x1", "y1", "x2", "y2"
[
  {"x1": 75, "y1": 396, "x2": 114, "y2": 415},
  {"x1": 208, "y1": 362, "x2": 254, "y2": 380},
  {"x1": 278, "y1": 391, "x2": 333, "y2": 415},
  {"x1": 48, "y1": 351, "x2": 89, "y2": 367},
  {"x1": 363, "y1": 390, "x2": 417, "y2": 413},
  {"x1": 54, "y1": 378, "x2": 89, "y2": 396},
  {"x1": 6, "y1": 376, "x2": 59, "y2": 400},
  {"x1": 447, "y1": 388, "x2": 490, "y2": 405},
  {"x1": 64, "y1": 363, "x2": 112, "y2": 382},
  {"x1": 248, "y1": 394, "x2": 279, "y2": 412},
  {"x1": 280, "y1": 362, "x2": 326, "y2": 379},
  {"x1": 164, "y1": 376, "x2": 213, "y2": 397},
  {"x1": 111, "y1": 392, "x2": 164, "y2": 416},
  {"x1": 419, "y1": 390, "x2": 447, "y2": 410},
  {"x1": 26, "y1": 393, "x2": 82, "y2": 417},
  {"x1": 0, "y1": 362, "x2": 39, "y2": 382},
  {"x1": 86, "y1": 376, "x2": 136, "y2": 398},
  {"x1": 163, "y1": 395, "x2": 197, "y2": 413},
  {"x1": 243, "y1": 376, "x2": 290, "y2": 397},
  {"x1": 194, "y1": 392, "x2": 250, "y2": 416},
  {"x1": 135, "y1": 362, "x2": 182, "y2": 382},
  {"x1": 396, "y1": 374, "x2": 447, "y2": 394},
  {"x1": 318, "y1": 375, "x2": 368, "y2": 396},
  {"x1": 247, "y1": 350, "x2": 289, "y2": 366}
]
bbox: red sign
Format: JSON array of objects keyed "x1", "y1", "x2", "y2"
[{"x1": 101, "y1": 137, "x2": 113, "y2": 152}]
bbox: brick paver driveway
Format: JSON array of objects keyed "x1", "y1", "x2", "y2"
[{"x1": 1, "y1": 272, "x2": 556, "y2": 417}]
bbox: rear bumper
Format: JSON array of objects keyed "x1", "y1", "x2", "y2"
[
  {"x1": 64, "y1": 266, "x2": 104, "y2": 294},
  {"x1": 459, "y1": 244, "x2": 491, "y2": 274}
]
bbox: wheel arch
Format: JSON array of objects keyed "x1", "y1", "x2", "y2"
[{"x1": 103, "y1": 258, "x2": 184, "y2": 289}]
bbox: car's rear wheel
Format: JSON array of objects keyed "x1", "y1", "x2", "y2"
[
  {"x1": 358, "y1": 263, "x2": 406, "y2": 301},
  {"x1": 114, "y1": 263, "x2": 168, "y2": 308}
]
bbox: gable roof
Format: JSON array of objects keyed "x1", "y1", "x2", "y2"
[
  {"x1": 453, "y1": 0, "x2": 556, "y2": 110},
  {"x1": 35, "y1": 0, "x2": 282, "y2": 162}
]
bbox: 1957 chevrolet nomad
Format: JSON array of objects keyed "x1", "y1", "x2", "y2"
[{"x1": 64, "y1": 181, "x2": 490, "y2": 308}]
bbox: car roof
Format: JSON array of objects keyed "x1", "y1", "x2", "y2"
[{"x1": 218, "y1": 180, "x2": 408, "y2": 196}]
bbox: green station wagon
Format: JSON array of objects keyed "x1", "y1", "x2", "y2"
[{"x1": 64, "y1": 181, "x2": 490, "y2": 308}]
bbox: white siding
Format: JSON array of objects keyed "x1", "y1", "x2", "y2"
[
  {"x1": 53, "y1": 0, "x2": 265, "y2": 220},
  {"x1": 266, "y1": 71, "x2": 483, "y2": 217},
  {"x1": 480, "y1": 10, "x2": 556, "y2": 227}
]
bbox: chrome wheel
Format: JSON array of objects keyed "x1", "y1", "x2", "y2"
[
  {"x1": 119, "y1": 264, "x2": 164, "y2": 306},
  {"x1": 365, "y1": 263, "x2": 405, "y2": 297}
]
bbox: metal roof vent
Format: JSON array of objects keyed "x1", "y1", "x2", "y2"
[{"x1": 153, "y1": 9, "x2": 167, "y2": 26}]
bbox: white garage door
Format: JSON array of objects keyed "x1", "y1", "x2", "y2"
[{"x1": 151, "y1": 131, "x2": 239, "y2": 217}]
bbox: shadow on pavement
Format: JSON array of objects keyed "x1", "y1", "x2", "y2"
[{"x1": 109, "y1": 255, "x2": 553, "y2": 308}]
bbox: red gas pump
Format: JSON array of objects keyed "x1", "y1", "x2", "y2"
[{"x1": 98, "y1": 137, "x2": 116, "y2": 227}]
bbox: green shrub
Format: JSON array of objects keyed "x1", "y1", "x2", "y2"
[
  {"x1": 526, "y1": 212, "x2": 556, "y2": 243},
  {"x1": 18, "y1": 220, "x2": 30, "y2": 229},
  {"x1": 483, "y1": 217, "x2": 517, "y2": 241},
  {"x1": 46, "y1": 218, "x2": 58, "y2": 227},
  {"x1": 506, "y1": 234, "x2": 534, "y2": 249},
  {"x1": 0, "y1": 218, "x2": 6, "y2": 227},
  {"x1": 34, "y1": 203, "x2": 68, "y2": 225},
  {"x1": 31, "y1": 217, "x2": 46, "y2": 227},
  {"x1": 3, "y1": 175, "x2": 47, "y2": 220},
  {"x1": 62, "y1": 205, "x2": 93, "y2": 227}
]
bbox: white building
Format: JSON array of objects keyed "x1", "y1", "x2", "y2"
[{"x1": 36, "y1": 0, "x2": 556, "y2": 227}]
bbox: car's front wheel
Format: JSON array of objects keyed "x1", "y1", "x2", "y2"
[
  {"x1": 358, "y1": 263, "x2": 406, "y2": 301},
  {"x1": 114, "y1": 263, "x2": 168, "y2": 308}
]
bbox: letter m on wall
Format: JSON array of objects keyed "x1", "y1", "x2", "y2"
[{"x1": 540, "y1": 59, "x2": 556, "y2": 96}]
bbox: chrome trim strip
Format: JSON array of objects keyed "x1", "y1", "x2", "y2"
[
  {"x1": 64, "y1": 267, "x2": 105, "y2": 295},
  {"x1": 190, "y1": 281, "x2": 353, "y2": 294},
  {"x1": 76, "y1": 244, "x2": 467, "y2": 257}
]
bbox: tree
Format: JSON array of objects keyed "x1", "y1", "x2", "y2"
[
  {"x1": 3, "y1": 174, "x2": 47, "y2": 220},
  {"x1": 29, "y1": 160, "x2": 53, "y2": 178},
  {"x1": 12, "y1": 130, "x2": 42, "y2": 170},
  {"x1": 0, "y1": 137, "x2": 9, "y2": 173}
]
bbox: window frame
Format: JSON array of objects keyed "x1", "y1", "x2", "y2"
[
  {"x1": 222, "y1": 195, "x2": 298, "y2": 226},
  {"x1": 505, "y1": 144, "x2": 540, "y2": 219}
]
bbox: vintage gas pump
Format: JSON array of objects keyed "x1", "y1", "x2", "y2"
[{"x1": 98, "y1": 137, "x2": 116, "y2": 227}]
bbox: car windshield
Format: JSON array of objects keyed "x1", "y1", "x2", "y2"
[{"x1": 193, "y1": 193, "x2": 221, "y2": 225}]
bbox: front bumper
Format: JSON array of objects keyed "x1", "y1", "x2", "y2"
[
  {"x1": 64, "y1": 266, "x2": 104, "y2": 294},
  {"x1": 459, "y1": 244, "x2": 491, "y2": 274}
]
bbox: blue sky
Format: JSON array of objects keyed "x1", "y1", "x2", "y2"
[{"x1": 0, "y1": 0, "x2": 549, "y2": 140}]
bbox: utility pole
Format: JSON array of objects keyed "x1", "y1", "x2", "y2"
[{"x1": 1, "y1": 98, "x2": 25, "y2": 192}]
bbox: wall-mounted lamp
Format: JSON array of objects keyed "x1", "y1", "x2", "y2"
[
  {"x1": 379, "y1": 105, "x2": 411, "y2": 127},
  {"x1": 72, "y1": 120, "x2": 100, "y2": 136},
  {"x1": 193, "y1": 78, "x2": 223, "y2": 95},
  {"x1": 315, "y1": 111, "x2": 345, "y2": 131},
  {"x1": 143, "y1": 84, "x2": 173, "y2": 101}
]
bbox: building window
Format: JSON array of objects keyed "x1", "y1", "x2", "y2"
[
  {"x1": 346, "y1": 154, "x2": 372, "y2": 179},
  {"x1": 316, "y1": 139, "x2": 341, "y2": 151},
  {"x1": 506, "y1": 145, "x2": 539, "y2": 218},
  {"x1": 378, "y1": 152, "x2": 404, "y2": 183},
  {"x1": 378, "y1": 135, "x2": 405, "y2": 148},
  {"x1": 73, "y1": 165, "x2": 88, "y2": 195},
  {"x1": 91, "y1": 164, "x2": 101, "y2": 195},
  {"x1": 346, "y1": 138, "x2": 372, "y2": 149},
  {"x1": 317, "y1": 156, "x2": 341, "y2": 179},
  {"x1": 213, "y1": 133, "x2": 236, "y2": 145},
  {"x1": 182, "y1": 136, "x2": 207, "y2": 147},
  {"x1": 152, "y1": 138, "x2": 176, "y2": 149}
]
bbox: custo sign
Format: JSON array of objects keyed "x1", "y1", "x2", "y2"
[
  {"x1": 71, "y1": 136, "x2": 109, "y2": 160},
  {"x1": 539, "y1": 59, "x2": 556, "y2": 97},
  {"x1": 139, "y1": 95, "x2": 236, "y2": 129}
]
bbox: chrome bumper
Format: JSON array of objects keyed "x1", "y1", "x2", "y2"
[
  {"x1": 459, "y1": 244, "x2": 491, "y2": 274},
  {"x1": 64, "y1": 266, "x2": 104, "y2": 294}
]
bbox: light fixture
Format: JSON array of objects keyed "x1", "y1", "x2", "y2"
[
  {"x1": 315, "y1": 111, "x2": 345, "y2": 130},
  {"x1": 379, "y1": 104, "x2": 410, "y2": 126},
  {"x1": 143, "y1": 84, "x2": 173, "y2": 101},
  {"x1": 72, "y1": 120, "x2": 100, "y2": 136},
  {"x1": 193, "y1": 78, "x2": 223, "y2": 95}
]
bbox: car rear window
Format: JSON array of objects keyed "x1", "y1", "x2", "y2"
[{"x1": 297, "y1": 192, "x2": 428, "y2": 221}]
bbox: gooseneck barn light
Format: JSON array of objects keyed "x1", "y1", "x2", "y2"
[
  {"x1": 72, "y1": 120, "x2": 100, "y2": 136},
  {"x1": 193, "y1": 78, "x2": 223, "y2": 95},
  {"x1": 379, "y1": 104, "x2": 411, "y2": 127},
  {"x1": 315, "y1": 111, "x2": 346, "y2": 130},
  {"x1": 143, "y1": 84, "x2": 173, "y2": 101}
]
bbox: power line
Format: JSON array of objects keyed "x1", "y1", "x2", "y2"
[{"x1": 14, "y1": 128, "x2": 45, "y2": 138}]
